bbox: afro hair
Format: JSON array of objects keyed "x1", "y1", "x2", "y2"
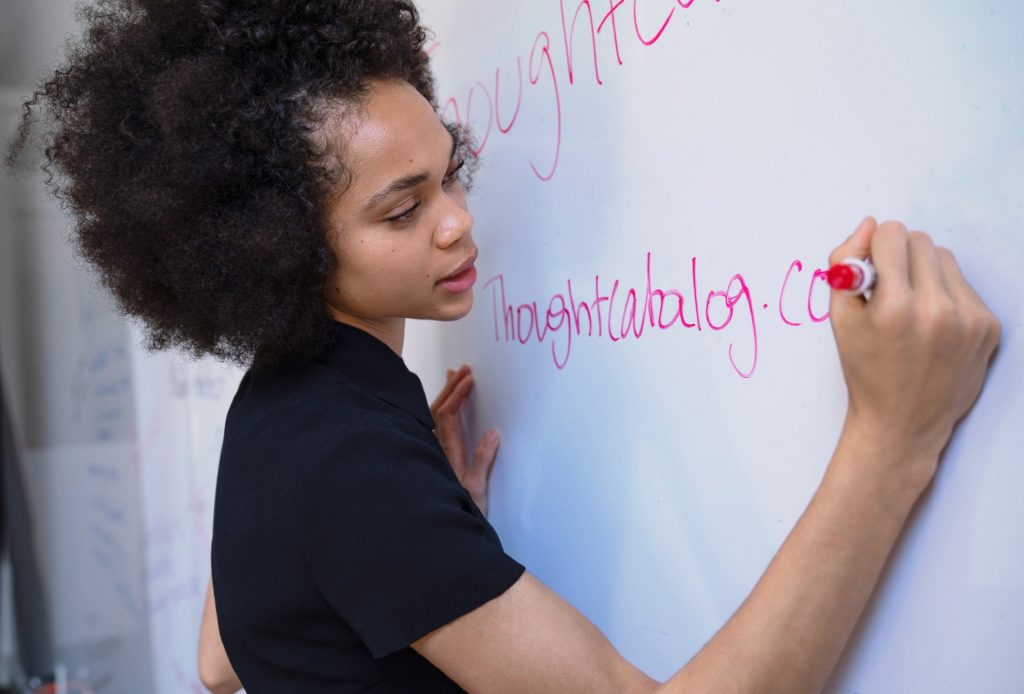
[{"x1": 6, "y1": 0, "x2": 475, "y2": 369}]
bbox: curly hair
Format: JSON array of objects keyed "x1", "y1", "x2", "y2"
[{"x1": 5, "y1": 0, "x2": 473, "y2": 369}]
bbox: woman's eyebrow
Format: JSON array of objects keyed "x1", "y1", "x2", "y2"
[
  {"x1": 361, "y1": 171, "x2": 429, "y2": 213},
  {"x1": 361, "y1": 131, "x2": 458, "y2": 213}
]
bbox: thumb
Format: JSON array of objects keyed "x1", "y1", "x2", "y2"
[
  {"x1": 829, "y1": 215, "x2": 876, "y2": 266},
  {"x1": 828, "y1": 216, "x2": 877, "y2": 315}
]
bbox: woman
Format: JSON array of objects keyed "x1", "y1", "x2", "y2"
[{"x1": 7, "y1": 1, "x2": 1000, "y2": 692}]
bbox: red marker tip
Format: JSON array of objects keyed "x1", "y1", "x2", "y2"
[
  {"x1": 826, "y1": 263, "x2": 862, "y2": 290},
  {"x1": 826, "y1": 257, "x2": 876, "y2": 296}
]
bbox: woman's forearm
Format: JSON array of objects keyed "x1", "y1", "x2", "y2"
[{"x1": 661, "y1": 417, "x2": 934, "y2": 693}]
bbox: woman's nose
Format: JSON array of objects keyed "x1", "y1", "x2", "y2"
[{"x1": 434, "y1": 196, "x2": 474, "y2": 248}]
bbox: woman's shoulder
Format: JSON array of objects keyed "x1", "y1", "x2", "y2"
[
  {"x1": 213, "y1": 361, "x2": 402, "y2": 511},
  {"x1": 222, "y1": 355, "x2": 429, "y2": 464},
  {"x1": 227, "y1": 324, "x2": 431, "y2": 437},
  {"x1": 225, "y1": 359, "x2": 350, "y2": 433}
]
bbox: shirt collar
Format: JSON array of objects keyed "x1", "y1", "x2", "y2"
[{"x1": 314, "y1": 321, "x2": 435, "y2": 430}]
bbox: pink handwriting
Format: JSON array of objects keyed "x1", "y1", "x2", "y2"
[
  {"x1": 484, "y1": 252, "x2": 830, "y2": 378},
  {"x1": 439, "y1": 0, "x2": 721, "y2": 181},
  {"x1": 777, "y1": 259, "x2": 831, "y2": 326}
]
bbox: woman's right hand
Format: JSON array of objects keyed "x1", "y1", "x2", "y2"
[{"x1": 827, "y1": 217, "x2": 1001, "y2": 491}]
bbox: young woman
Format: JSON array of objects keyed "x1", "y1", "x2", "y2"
[{"x1": 7, "y1": 2, "x2": 1000, "y2": 692}]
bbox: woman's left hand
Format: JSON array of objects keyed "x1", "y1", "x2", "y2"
[{"x1": 430, "y1": 364, "x2": 500, "y2": 517}]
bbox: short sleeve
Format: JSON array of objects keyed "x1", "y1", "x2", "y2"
[{"x1": 299, "y1": 425, "x2": 525, "y2": 658}]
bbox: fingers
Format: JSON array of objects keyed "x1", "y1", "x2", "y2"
[
  {"x1": 430, "y1": 364, "x2": 472, "y2": 414},
  {"x1": 436, "y1": 416, "x2": 466, "y2": 471},
  {"x1": 868, "y1": 220, "x2": 911, "y2": 301},
  {"x1": 828, "y1": 215, "x2": 876, "y2": 268},
  {"x1": 434, "y1": 373, "x2": 474, "y2": 419},
  {"x1": 935, "y1": 247, "x2": 983, "y2": 309},
  {"x1": 886, "y1": 229, "x2": 996, "y2": 354},
  {"x1": 935, "y1": 247, "x2": 1002, "y2": 354},
  {"x1": 434, "y1": 364, "x2": 470, "y2": 406},
  {"x1": 829, "y1": 220, "x2": 956, "y2": 303},
  {"x1": 907, "y1": 230, "x2": 947, "y2": 296},
  {"x1": 433, "y1": 374, "x2": 473, "y2": 468},
  {"x1": 430, "y1": 366, "x2": 506, "y2": 511},
  {"x1": 828, "y1": 216, "x2": 877, "y2": 317},
  {"x1": 472, "y1": 430, "x2": 500, "y2": 479}
]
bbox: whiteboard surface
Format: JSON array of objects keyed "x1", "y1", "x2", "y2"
[{"x1": 414, "y1": 1, "x2": 1024, "y2": 691}]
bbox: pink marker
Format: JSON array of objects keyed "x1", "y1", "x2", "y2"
[{"x1": 826, "y1": 257, "x2": 876, "y2": 298}]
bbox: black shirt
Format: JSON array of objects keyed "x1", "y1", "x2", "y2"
[{"x1": 211, "y1": 321, "x2": 525, "y2": 692}]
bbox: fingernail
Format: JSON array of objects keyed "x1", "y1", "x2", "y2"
[{"x1": 485, "y1": 430, "x2": 499, "y2": 445}]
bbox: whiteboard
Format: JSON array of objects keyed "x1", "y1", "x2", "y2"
[{"x1": 412, "y1": 1, "x2": 1024, "y2": 691}]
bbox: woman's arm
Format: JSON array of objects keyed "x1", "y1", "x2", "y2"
[
  {"x1": 197, "y1": 577, "x2": 243, "y2": 694},
  {"x1": 413, "y1": 417, "x2": 932, "y2": 694},
  {"x1": 411, "y1": 219, "x2": 1001, "y2": 693}
]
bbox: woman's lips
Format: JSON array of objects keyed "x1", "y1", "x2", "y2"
[{"x1": 438, "y1": 264, "x2": 477, "y2": 293}]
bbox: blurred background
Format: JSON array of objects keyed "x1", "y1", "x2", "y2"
[{"x1": 2, "y1": 2, "x2": 245, "y2": 691}]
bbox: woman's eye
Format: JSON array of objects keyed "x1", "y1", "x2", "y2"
[
  {"x1": 384, "y1": 161, "x2": 464, "y2": 225},
  {"x1": 384, "y1": 201, "x2": 420, "y2": 224},
  {"x1": 443, "y1": 159, "x2": 465, "y2": 186}
]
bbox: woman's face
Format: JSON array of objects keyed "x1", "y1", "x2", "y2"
[{"x1": 321, "y1": 79, "x2": 476, "y2": 333}]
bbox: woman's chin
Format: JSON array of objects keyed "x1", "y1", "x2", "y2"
[{"x1": 432, "y1": 291, "x2": 474, "y2": 321}]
